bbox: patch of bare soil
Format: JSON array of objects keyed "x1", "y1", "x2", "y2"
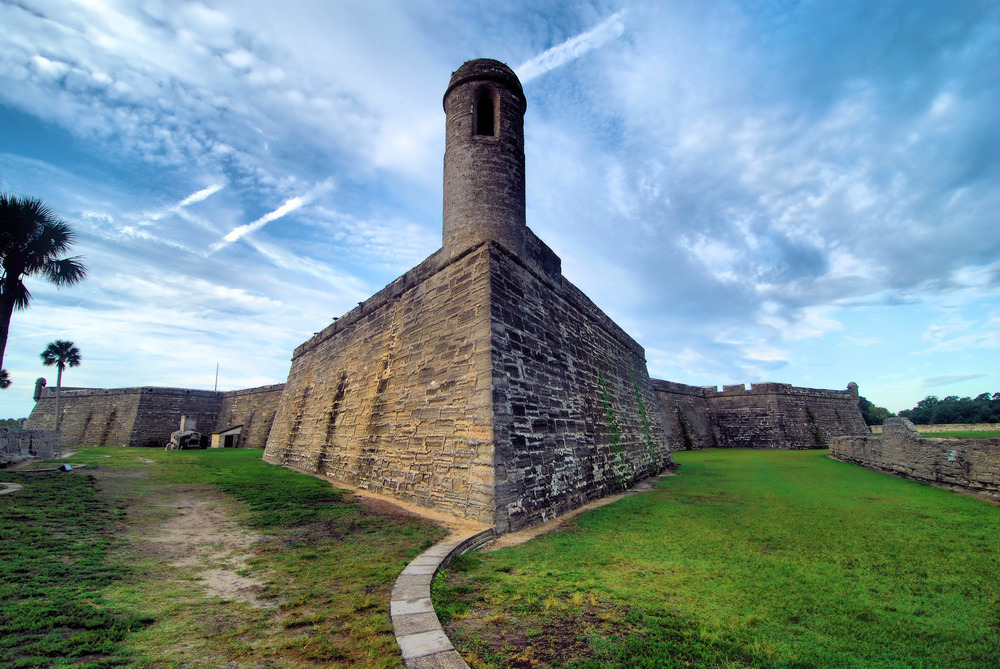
[
  {"x1": 447, "y1": 603, "x2": 625, "y2": 668},
  {"x1": 141, "y1": 491, "x2": 274, "y2": 608}
]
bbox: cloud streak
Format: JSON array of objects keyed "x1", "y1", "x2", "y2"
[{"x1": 517, "y1": 10, "x2": 626, "y2": 83}]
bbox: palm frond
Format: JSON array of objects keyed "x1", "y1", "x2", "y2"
[{"x1": 42, "y1": 256, "x2": 87, "y2": 286}]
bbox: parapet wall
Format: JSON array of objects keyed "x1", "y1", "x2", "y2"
[
  {"x1": 830, "y1": 417, "x2": 1000, "y2": 502},
  {"x1": 653, "y1": 380, "x2": 868, "y2": 450}
]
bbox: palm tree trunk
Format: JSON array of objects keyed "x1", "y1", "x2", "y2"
[
  {"x1": 54, "y1": 365, "x2": 63, "y2": 431},
  {"x1": 0, "y1": 289, "x2": 16, "y2": 375}
]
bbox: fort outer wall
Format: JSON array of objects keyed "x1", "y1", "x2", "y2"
[
  {"x1": 216, "y1": 384, "x2": 286, "y2": 448},
  {"x1": 263, "y1": 235, "x2": 673, "y2": 534},
  {"x1": 263, "y1": 244, "x2": 498, "y2": 527},
  {"x1": 25, "y1": 385, "x2": 283, "y2": 448},
  {"x1": 490, "y1": 242, "x2": 671, "y2": 530},
  {"x1": 831, "y1": 417, "x2": 1000, "y2": 503},
  {"x1": 653, "y1": 380, "x2": 869, "y2": 450}
]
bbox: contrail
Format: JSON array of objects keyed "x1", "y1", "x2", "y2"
[
  {"x1": 178, "y1": 184, "x2": 224, "y2": 208},
  {"x1": 209, "y1": 196, "x2": 306, "y2": 253},
  {"x1": 517, "y1": 9, "x2": 626, "y2": 83}
]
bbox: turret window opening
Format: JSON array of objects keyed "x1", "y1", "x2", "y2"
[{"x1": 474, "y1": 85, "x2": 498, "y2": 137}]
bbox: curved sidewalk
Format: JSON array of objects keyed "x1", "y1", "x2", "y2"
[
  {"x1": 390, "y1": 470, "x2": 675, "y2": 667},
  {"x1": 390, "y1": 529, "x2": 493, "y2": 668}
]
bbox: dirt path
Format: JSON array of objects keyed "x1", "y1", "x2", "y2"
[
  {"x1": 92, "y1": 462, "x2": 274, "y2": 610},
  {"x1": 142, "y1": 492, "x2": 273, "y2": 608}
]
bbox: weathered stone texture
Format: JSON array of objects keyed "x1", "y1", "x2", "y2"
[
  {"x1": 217, "y1": 384, "x2": 286, "y2": 448},
  {"x1": 25, "y1": 385, "x2": 283, "y2": 448},
  {"x1": 263, "y1": 238, "x2": 673, "y2": 532},
  {"x1": 264, "y1": 245, "x2": 497, "y2": 526},
  {"x1": 490, "y1": 244, "x2": 671, "y2": 532},
  {"x1": 127, "y1": 388, "x2": 225, "y2": 447},
  {"x1": 26, "y1": 387, "x2": 143, "y2": 446},
  {"x1": 0, "y1": 428, "x2": 60, "y2": 465},
  {"x1": 443, "y1": 59, "x2": 527, "y2": 261},
  {"x1": 830, "y1": 417, "x2": 1000, "y2": 502},
  {"x1": 651, "y1": 380, "x2": 718, "y2": 450},
  {"x1": 654, "y1": 381, "x2": 869, "y2": 450}
]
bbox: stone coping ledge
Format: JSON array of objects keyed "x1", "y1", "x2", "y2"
[{"x1": 391, "y1": 528, "x2": 494, "y2": 668}]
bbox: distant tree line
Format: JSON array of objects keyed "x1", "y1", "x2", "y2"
[
  {"x1": 0, "y1": 417, "x2": 26, "y2": 429},
  {"x1": 858, "y1": 397, "x2": 894, "y2": 426},
  {"x1": 859, "y1": 393, "x2": 1000, "y2": 426},
  {"x1": 898, "y1": 394, "x2": 1000, "y2": 425}
]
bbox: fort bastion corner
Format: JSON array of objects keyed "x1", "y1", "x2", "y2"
[{"x1": 24, "y1": 59, "x2": 869, "y2": 535}]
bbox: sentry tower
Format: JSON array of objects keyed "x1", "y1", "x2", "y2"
[{"x1": 442, "y1": 59, "x2": 527, "y2": 260}]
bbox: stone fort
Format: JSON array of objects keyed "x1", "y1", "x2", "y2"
[{"x1": 26, "y1": 59, "x2": 868, "y2": 534}]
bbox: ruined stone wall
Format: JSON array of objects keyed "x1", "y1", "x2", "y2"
[
  {"x1": 263, "y1": 245, "x2": 497, "y2": 526},
  {"x1": 831, "y1": 417, "x2": 1000, "y2": 502},
  {"x1": 490, "y1": 244, "x2": 672, "y2": 533},
  {"x1": 0, "y1": 428, "x2": 60, "y2": 465},
  {"x1": 651, "y1": 380, "x2": 718, "y2": 451},
  {"x1": 652, "y1": 381, "x2": 868, "y2": 450},
  {"x1": 25, "y1": 388, "x2": 142, "y2": 446},
  {"x1": 217, "y1": 384, "x2": 285, "y2": 449}
]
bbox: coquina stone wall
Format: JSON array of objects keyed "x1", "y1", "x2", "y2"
[
  {"x1": 830, "y1": 417, "x2": 1000, "y2": 502},
  {"x1": 653, "y1": 380, "x2": 869, "y2": 450},
  {"x1": 26, "y1": 385, "x2": 283, "y2": 448},
  {"x1": 128, "y1": 388, "x2": 226, "y2": 447},
  {"x1": 264, "y1": 244, "x2": 497, "y2": 526},
  {"x1": 0, "y1": 428, "x2": 60, "y2": 466},
  {"x1": 263, "y1": 238, "x2": 673, "y2": 533},
  {"x1": 651, "y1": 380, "x2": 718, "y2": 450},
  {"x1": 26, "y1": 387, "x2": 144, "y2": 446},
  {"x1": 491, "y1": 243, "x2": 671, "y2": 531},
  {"x1": 217, "y1": 384, "x2": 286, "y2": 449}
]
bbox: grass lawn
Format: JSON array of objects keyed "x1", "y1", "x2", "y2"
[
  {"x1": 1, "y1": 448, "x2": 445, "y2": 667},
  {"x1": 434, "y1": 449, "x2": 1000, "y2": 668},
  {"x1": 931, "y1": 430, "x2": 1000, "y2": 440}
]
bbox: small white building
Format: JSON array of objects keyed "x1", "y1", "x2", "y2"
[{"x1": 210, "y1": 425, "x2": 243, "y2": 448}]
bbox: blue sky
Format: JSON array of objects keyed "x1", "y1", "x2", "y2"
[{"x1": 1, "y1": 0, "x2": 997, "y2": 419}]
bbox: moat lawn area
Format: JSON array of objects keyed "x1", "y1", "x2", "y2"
[
  {"x1": 0, "y1": 448, "x2": 445, "y2": 668},
  {"x1": 434, "y1": 449, "x2": 1000, "y2": 668}
]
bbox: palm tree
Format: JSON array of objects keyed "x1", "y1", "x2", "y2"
[
  {"x1": 0, "y1": 192, "x2": 87, "y2": 385},
  {"x1": 0, "y1": 369, "x2": 9, "y2": 389},
  {"x1": 40, "y1": 340, "x2": 81, "y2": 431}
]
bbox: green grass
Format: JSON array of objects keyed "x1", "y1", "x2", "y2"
[
  {"x1": 930, "y1": 430, "x2": 1000, "y2": 440},
  {"x1": 0, "y1": 468, "x2": 151, "y2": 667},
  {"x1": 434, "y1": 449, "x2": 1000, "y2": 668},
  {"x1": 2, "y1": 448, "x2": 445, "y2": 667}
]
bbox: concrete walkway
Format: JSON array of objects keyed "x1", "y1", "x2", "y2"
[
  {"x1": 390, "y1": 529, "x2": 493, "y2": 668},
  {"x1": 0, "y1": 482, "x2": 24, "y2": 495},
  {"x1": 389, "y1": 470, "x2": 676, "y2": 667}
]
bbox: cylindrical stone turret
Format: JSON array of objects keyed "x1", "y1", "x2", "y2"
[{"x1": 443, "y1": 58, "x2": 527, "y2": 259}]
